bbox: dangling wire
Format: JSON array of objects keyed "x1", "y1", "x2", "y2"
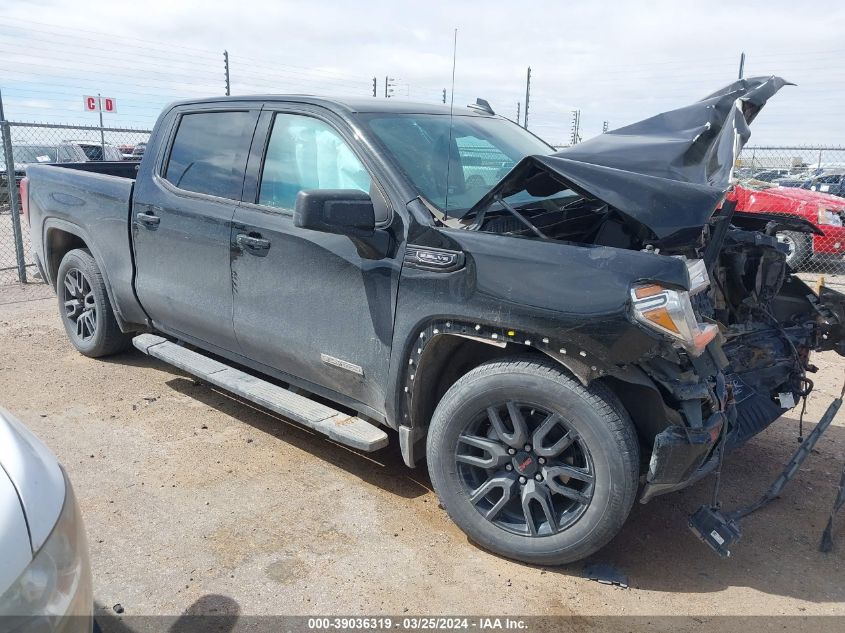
[
  {"x1": 797, "y1": 393, "x2": 807, "y2": 443},
  {"x1": 762, "y1": 306, "x2": 813, "y2": 443}
]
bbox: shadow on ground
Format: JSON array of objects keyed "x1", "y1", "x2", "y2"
[
  {"x1": 95, "y1": 594, "x2": 240, "y2": 633},
  {"x1": 164, "y1": 375, "x2": 432, "y2": 500},
  {"x1": 545, "y1": 413, "x2": 845, "y2": 602}
]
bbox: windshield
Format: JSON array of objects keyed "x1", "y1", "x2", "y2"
[
  {"x1": 360, "y1": 113, "x2": 553, "y2": 214},
  {"x1": 78, "y1": 144, "x2": 105, "y2": 161},
  {"x1": 16, "y1": 146, "x2": 58, "y2": 164}
]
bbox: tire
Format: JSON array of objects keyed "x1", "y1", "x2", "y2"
[
  {"x1": 56, "y1": 248, "x2": 131, "y2": 357},
  {"x1": 777, "y1": 231, "x2": 812, "y2": 270},
  {"x1": 426, "y1": 355, "x2": 639, "y2": 565}
]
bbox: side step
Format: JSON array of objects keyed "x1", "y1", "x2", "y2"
[{"x1": 132, "y1": 334, "x2": 388, "y2": 452}]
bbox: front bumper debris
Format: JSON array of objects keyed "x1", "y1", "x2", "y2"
[{"x1": 640, "y1": 412, "x2": 725, "y2": 503}]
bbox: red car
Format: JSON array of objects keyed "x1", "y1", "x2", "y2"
[{"x1": 728, "y1": 184, "x2": 845, "y2": 268}]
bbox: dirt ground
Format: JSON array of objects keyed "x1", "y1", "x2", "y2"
[{"x1": 1, "y1": 283, "x2": 844, "y2": 620}]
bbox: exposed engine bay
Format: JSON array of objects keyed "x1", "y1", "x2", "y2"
[
  {"x1": 702, "y1": 218, "x2": 839, "y2": 448},
  {"x1": 472, "y1": 194, "x2": 649, "y2": 250}
]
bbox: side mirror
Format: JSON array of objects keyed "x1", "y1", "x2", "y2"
[{"x1": 294, "y1": 189, "x2": 376, "y2": 238}]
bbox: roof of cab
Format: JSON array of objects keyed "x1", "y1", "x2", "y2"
[{"x1": 167, "y1": 94, "x2": 497, "y2": 117}]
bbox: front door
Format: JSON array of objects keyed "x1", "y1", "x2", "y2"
[
  {"x1": 231, "y1": 109, "x2": 400, "y2": 413},
  {"x1": 133, "y1": 107, "x2": 259, "y2": 351}
]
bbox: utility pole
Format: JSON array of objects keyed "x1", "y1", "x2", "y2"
[
  {"x1": 570, "y1": 109, "x2": 581, "y2": 145},
  {"x1": 372, "y1": 77, "x2": 377, "y2": 98},
  {"x1": 224, "y1": 50, "x2": 231, "y2": 96},
  {"x1": 738, "y1": 51, "x2": 745, "y2": 80},
  {"x1": 384, "y1": 76, "x2": 396, "y2": 98},
  {"x1": 523, "y1": 67, "x2": 531, "y2": 129},
  {"x1": 516, "y1": 102, "x2": 520, "y2": 126},
  {"x1": 442, "y1": 88, "x2": 447, "y2": 104}
]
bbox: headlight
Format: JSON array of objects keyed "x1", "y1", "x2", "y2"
[
  {"x1": 818, "y1": 208, "x2": 843, "y2": 227},
  {"x1": 630, "y1": 284, "x2": 719, "y2": 356},
  {"x1": 0, "y1": 473, "x2": 92, "y2": 629}
]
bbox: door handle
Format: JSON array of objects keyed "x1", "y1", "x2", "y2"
[
  {"x1": 236, "y1": 233, "x2": 271, "y2": 251},
  {"x1": 136, "y1": 212, "x2": 160, "y2": 227}
]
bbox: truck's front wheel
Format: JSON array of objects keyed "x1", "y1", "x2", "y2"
[
  {"x1": 426, "y1": 356, "x2": 639, "y2": 565},
  {"x1": 57, "y1": 248, "x2": 130, "y2": 358},
  {"x1": 776, "y1": 231, "x2": 812, "y2": 270}
]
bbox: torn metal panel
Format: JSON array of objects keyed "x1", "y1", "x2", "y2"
[
  {"x1": 465, "y1": 76, "x2": 791, "y2": 245},
  {"x1": 641, "y1": 413, "x2": 725, "y2": 503}
]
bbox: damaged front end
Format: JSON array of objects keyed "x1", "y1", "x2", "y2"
[
  {"x1": 458, "y1": 75, "x2": 845, "y2": 502},
  {"x1": 641, "y1": 219, "x2": 845, "y2": 501}
]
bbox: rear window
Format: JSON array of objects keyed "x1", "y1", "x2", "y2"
[{"x1": 164, "y1": 111, "x2": 255, "y2": 200}]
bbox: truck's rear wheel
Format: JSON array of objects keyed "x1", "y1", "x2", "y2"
[
  {"x1": 57, "y1": 248, "x2": 130, "y2": 357},
  {"x1": 426, "y1": 356, "x2": 639, "y2": 565}
]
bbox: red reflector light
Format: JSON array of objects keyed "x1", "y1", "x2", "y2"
[{"x1": 19, "y1": 177, "x2": 29, "y2": 226}]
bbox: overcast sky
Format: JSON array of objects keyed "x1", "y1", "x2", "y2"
[{"x1": 1, "y1": 0, "x2": 844, "y2": 145}]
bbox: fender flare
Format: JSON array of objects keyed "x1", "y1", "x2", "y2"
[
  {"x1": 42, "y1": 218, "x2": 128, "y2": 329},
  {"x1": 400, "y1": 317, "x2": 613, "y2": 421},
  {"x1": 394, "y1": 317, "x2": 617, "y2": 466}
]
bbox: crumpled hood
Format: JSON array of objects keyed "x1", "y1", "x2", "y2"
[{"x1": 466, "y1": 76, "x2": 791, "y2": 245}]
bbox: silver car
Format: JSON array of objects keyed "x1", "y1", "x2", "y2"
[{"x1": 0, "y1": 408, "x2": 93, "y2": 632}]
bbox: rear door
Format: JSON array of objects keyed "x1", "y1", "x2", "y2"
[
  {"x1": 132, "y1": 105, "x2": 260, "y2": 351},
  {"x1": 230, "y1": 106, "x2": 401, "y2": 413}
]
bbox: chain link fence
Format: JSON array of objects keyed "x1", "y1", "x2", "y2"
[
  {"x1": 2, "y1": 129, "x2": 845, "y2": 292},
  {"x1": 0, "y1": 122, "x2": 150, "y2": 286},
  {"x1": 735, "y1": 146, "x2": 845, "y2": 290}
]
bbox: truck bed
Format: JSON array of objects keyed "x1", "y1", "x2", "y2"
[
  {"x1": 26, "y1": 162, "x2": 142, "y2": 326},
  {"x1": 54, "y1": 161, "x2": 139, "y2": 180}
]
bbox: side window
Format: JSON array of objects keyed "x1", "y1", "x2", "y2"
[
  {"x1": 164, "y1": 111, "x2": 255, "y2": 199},
  {"x1": 258, "y1": 113, "x2": 371, "y2": 210}
]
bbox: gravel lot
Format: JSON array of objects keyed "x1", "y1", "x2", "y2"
[{"x1": 1, "y1": 283, "x2": 844, "y2": 621}]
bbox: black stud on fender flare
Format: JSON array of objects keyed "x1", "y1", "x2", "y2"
[
  {"x1": 426, "y1": 355, "x2": 639, "y2": 565},
  {"x1": 57, "y1": 248, "x2": 131, "y2": 358}
]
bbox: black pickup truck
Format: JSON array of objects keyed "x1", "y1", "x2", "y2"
[{"x1": 21, "y1": 76, "x2": 845, "y2": 565}]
